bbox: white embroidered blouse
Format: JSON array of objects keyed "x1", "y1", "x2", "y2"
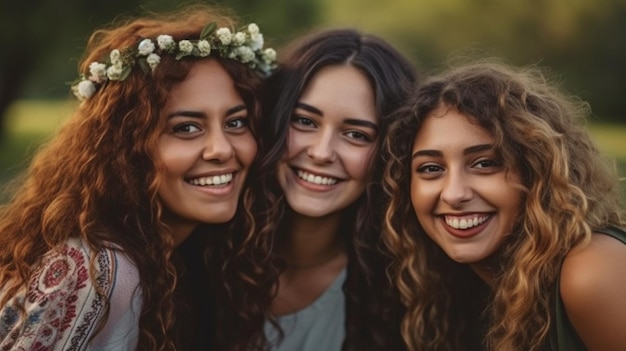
[{"x1": 0, "y1": 237, "x2": 142, "y2": 350}]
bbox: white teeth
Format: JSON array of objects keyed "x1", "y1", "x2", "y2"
[
  {"x1": 188, "y1": 173, "x2": 233, "y2": 186},
  {"x1": 444, "y1": 215, "x2": 489, "y2": 230},
  {"x1": 296, "y1": 170, "x2": 338, "y2": 185}
]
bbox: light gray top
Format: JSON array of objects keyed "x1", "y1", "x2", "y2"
[{"x1": 264, "y1": 267, "x2": 347, "y2": 351}]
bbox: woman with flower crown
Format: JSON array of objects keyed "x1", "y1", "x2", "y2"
[
  {"x1": 0, "y1": 4, "x2": 277, "y2": 350},
  {"x1": 219, "y1": 28, "x2": 419, "y2": 351}
]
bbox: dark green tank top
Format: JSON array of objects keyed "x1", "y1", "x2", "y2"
[{"x1": 553, "y1": 226, "x2": 626, "y2": 351}]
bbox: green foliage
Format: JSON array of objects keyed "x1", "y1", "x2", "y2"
[
  {"x1": 318, "y1": 0, "x2": 626, "y2": 123},
  {"x1": 1, "y1": 0, "x2": 319, "y2": 99}
]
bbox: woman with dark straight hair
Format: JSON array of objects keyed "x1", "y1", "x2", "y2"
[{"x1": 219, "y1": 28, "x2": 419, "y2": 351}]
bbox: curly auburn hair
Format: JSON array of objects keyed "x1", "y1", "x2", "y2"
[
  {"x1": 224, "y1": 28, "x2": 419, "y2": 351},
  {"x1": 382, "y1": 60, "x2": 625, "y2": 351},
  {"x1": 0, "y1": 4, "x2": 265, "y2": 350}
]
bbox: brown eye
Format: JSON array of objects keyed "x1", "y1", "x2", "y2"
[
  {"x1": 292, "y1": 116, "x2": 315, "y2": 127},
  {"x1": 173, "y1": 123, "x2": 201, "y2": 133},
  {"x1": 417, "y1": 164, "x2": 443, "y2": 173},
  {"x1": 225, "y1": 117, "x2": 248, "y2": 129}
]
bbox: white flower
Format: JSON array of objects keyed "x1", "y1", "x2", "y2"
[
  {"x1": 109, "y1": 49, "x2": 122, "y2": 65},
  {"x1": 178, "y1": 40, "x2": 193, "y2": 55},
  {"x1": 72, "y1": 21, "x2": 277, "y2": 101},
  {"x1": 146, "y1": 53, "x2": 161, "y2": 71},
  {"x1": 74, "y1": 80, "x2": 97, "y2": 100},
  {"x1": 107, "y1": 64, "x2": 124, "y2": 80},
  {"x1": 233, "y1": 32, "x2": 246, "y2": 46},
  {"x1": 197, "y1": 40, "x2": 211, "y2": 57},
  {"x1": 248, "y1": 23, "x2": 260, "y2": 35},
  {"x1": 157, "y1": 35, "x2": 176, "y2": 52},
  {"x1": 216, "y1": 27, "x2": 232, "y2": 45},
  {"x1": 249, "y1": 33, "x2": 264, "y2": 51},
  {"x1": 138, "y1": 39, "x2": 155, "y2": 56},
  {"x1": 88, "y1": 62, "x2": 107, "y2": 83},
  {"x1": 235, "y1": 46, "x2": 255, "y2": 63},
  {"x1": 262, "y1": 48, "x2": 277, "y2": 64}
]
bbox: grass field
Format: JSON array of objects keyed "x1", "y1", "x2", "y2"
[{"x1": 1, "y1": 99, "x2": 626, "y2": 200}]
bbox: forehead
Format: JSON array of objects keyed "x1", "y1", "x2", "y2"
[
  {"x1": 164, "y1": 59, "x2": 243, "y2": 110},
  {"x1": 298, "y1": 65, "x2": 377, "y2": 122},
  {"x1": 413, "y1": 106, "x2": 494, "y2": 151}
]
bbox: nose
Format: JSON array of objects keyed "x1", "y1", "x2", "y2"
[
  {"x1": 306, "y1": 129, "x2": 337, "y2": 163},
  {"x1": 440, "y1": 169, "x2": 473, "y2": 207},
  {"x1": 202, "y1": 129, "x2": 234, "y2": 162}
]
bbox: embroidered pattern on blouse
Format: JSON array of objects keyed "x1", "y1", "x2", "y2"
[{"x1": 0, "y1": 239, "x2": 115, "y2": 351}]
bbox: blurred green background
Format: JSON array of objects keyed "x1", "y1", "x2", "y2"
[{"x1": 1, "y1": 0, "x2": 625, "y2": 202}]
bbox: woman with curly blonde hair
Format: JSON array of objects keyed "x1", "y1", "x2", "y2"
[
  {"x1": 383, "y1": 60, "x2": 626, "y2": 351},
  {"x1": 0, "y1": 4, "x2": 276, "y2": 350}
]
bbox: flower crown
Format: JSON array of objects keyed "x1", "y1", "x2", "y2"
[{"x1": 72, "y1": 22, "x2": 277, "y2": 100}]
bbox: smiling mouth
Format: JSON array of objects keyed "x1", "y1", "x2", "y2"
[
  {"x1": 186, "y1": 173, "x2": 233, "y2": 186},
  {"x1": 444, "y1": 214, "x2": 491, "y2": 230},
  {"x1": 295, "y1": 169, "x2": 339, "y2": 185}
]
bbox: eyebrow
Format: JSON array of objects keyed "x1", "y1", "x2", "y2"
[
  {"x1": 295, "y1": 102, "x2": 323, "y2": 116},
  {"x1": 411, "y1": 143, "x2": 494, "y2": 160},
  {"x1": 295, "y1": 102, "x2": 379, "y2": 131},
  {"x1": 344, "y1": 118, "x2": 379, "y2": 132},
  {"x1": 166, "y1": 104, "x2": 247, "y2": 119}
]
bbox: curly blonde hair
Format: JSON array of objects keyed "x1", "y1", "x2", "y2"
[
  {"x1": 382, "y1": 60, "x2": 625, "y2": 351},
  {"x1": 0, "y1": 4, "x2": 263, "y2": 350}
]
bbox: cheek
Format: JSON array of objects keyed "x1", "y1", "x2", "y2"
[
  {"x1": 345, "y1": 146, "x2": 376, "y2": 179},
  {"x1": 486, "y1": 174, "x2": 523, "y2": 211},
  {"x1": 410, "y1": 178, "x2": 436, "y2": 218},
  {"x1": 158, "y1": 139, "x2": 192, "y2": 175},
  {"x1": 283, "y1": 130, "x2": 303, "y2": 159},
  {"x1": 234, "y1": 135, "x2": 258, "y2": 166},
  {"x1": 410, "y1": 179, "x2": 422, "y2": 214},
  {"x1": 500, "y1": 186, "x2": 523, "y2": 218}
]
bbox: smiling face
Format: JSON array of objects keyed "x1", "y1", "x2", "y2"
[
  {"x1": 276, "y1": 64, "x2": 378, "y2": 218},
  {"x1": 410, "y1": 106, "x2": 522, "y2": 269},
  {"x1": 157, "y1": 59, "x2": 257, "y2": 244}
]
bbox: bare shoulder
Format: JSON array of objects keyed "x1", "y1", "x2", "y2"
[
  {"x1": 560, "y1": 232, "x2": 626, "y2": 350},
  {"x1": 561, "y1": 233, "x2": 626, "y2": 293}
]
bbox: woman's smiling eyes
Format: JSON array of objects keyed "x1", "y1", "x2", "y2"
[
  {"x1": 224, "y1": 116, "x2": 249, "y2": 130},
  {"x1": 169, "y1": 115, "x2": 249, "y2": 137},
  {"x1": 293, "y1": 116, "x2": 315, "y2": 127},
  {"x1": 345, "y1": 130, "x2": 372, "y2": 142},
  {"x1": 290, "y1": 114, "x2": 376, "y2": 143},
  {"x1": 416, "y1": 164, "x2": 444, "y2": 174},
  {"x1": 173, "y1": 122, "x2": 201, "y2": 134},
  {"x1": 472, "y1": 158, "x2": 502, "y2": 169},
  {"x1": 414, "y1": 156, "x2": 503, "y2": 177}
]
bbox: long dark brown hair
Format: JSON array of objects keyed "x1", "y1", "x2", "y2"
[{"x1": 224, "y1": 28, "x2": 419, "y2": 351}]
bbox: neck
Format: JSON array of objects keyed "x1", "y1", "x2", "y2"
[
  {"x1": 470, "y1": 258, "x2": 498, "y2": 288},
  {"x1": 281, "y1": 211, "x2": 346, "y2": 270},
  {"x1": 162, "y1": 212, "x2": 199, "y2": 248}
]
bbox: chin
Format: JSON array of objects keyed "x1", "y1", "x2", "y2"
[
  {"x1": 288, "y1": 203, "x2": 333, "y2": 218},
  {"x1": 202, "y1": 207, "x2": 238, "y2": 224}
]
